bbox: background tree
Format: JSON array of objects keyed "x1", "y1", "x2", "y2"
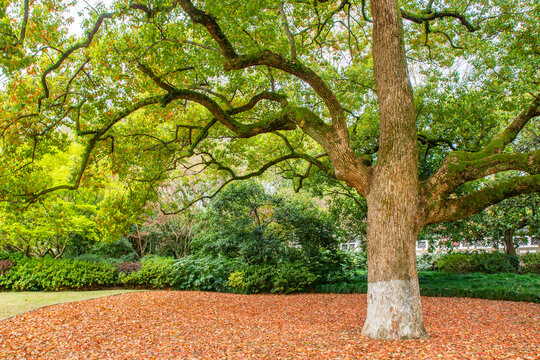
[{"x1": 0, "y1": 0, "x2": 539, "y2": 339}]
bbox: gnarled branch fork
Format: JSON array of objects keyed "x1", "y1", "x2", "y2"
[{"x1": 424, "y1": 96, "x2": 540, "y2": 224}]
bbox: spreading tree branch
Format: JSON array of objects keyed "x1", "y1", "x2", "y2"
[
  {"x1": 484, "y1": 95, "x2": 540, "y2": 154},
  {"x1": 401, "y1": 9, "x2": 478, "y2": 32},
  {"x1": 424, "y1": 96, "x2": 540, "y2": 224},
  {"x1": 427, "y1": 175, "x2": 540, "y2": 224}
]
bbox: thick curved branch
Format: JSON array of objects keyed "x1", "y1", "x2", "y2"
[
  {"x1": 417, "y1": 133, "x2": 456, "y2": 151},
  {"x1": 427, "y1": 175, "x2": 540, "y2": 224},
  {"x1": 177, "y1": 0, "x2": 238, "y2": 59},
  {"x1": 484, "y1": 95, "x2": 540, "y2": 154},
  {"x1": 225, "y1": 50, "x2": 347, "y2": 133},
  {"x1": 137, "y1": 62, "x2": 294, "y2": 137},
  {"x1": 401, "y1": 9, "x2": 477, "y2": 32},
  {"x1": 227, "y1": 92, "x2": 288, "y2": 115},
  {"x1": 177, "y1": 0, "x2": 348, "y2": 136},
  {"x1": 426, "y1": 150, "x2": 539, "y2": 204},
  {"x1": 425, "y1": 96, "x2": 540, "y2": 202},
  {"x1": 163, "y1": 89, "x2": 298, "y2": 137}
]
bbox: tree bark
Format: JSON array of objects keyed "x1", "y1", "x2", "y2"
[
  {"x1": 503, "y1": 229, "x2": 517, "y2": 256},
  {"x1": 360, "y1": 0, "x2": 428, "y2": 339},
  {"x1": 362, "y1": 178, "x2": 427, "y2": 339}
]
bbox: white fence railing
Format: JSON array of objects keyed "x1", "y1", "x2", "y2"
[{"x1": 339, "y1": 236, "x2": 539, "y2": 255}]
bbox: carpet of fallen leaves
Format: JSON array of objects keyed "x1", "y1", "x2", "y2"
[{"x1": 0, "y1": 291, "x2": 539, "y2": 359}]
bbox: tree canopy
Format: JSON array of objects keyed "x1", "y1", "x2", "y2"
[{"x1": 0, "y1": 0, "x2": 536, "y2": 209}]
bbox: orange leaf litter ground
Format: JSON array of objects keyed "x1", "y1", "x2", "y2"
[{"x1": 1, "y1": 291, "x2": 538, "y2": 359}]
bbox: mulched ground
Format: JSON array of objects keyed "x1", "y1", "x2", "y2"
[{"x1": 0, "y1": 291, "x2": 538, "y2": 359}]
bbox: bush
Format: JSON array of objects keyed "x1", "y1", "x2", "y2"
[
  {"x1": 436, "y1": 251, "x2": 519, "y2": 273},
  {"x1": 272, "y1": 262, "x2": 317, "y2": 293},
  {"x1": 0, "y1": 259, "x2": 15, "y2": 274},
  {"x1": 327, "y1": 251, "x2": 367, "y2": 284},
  {"x1": 347, "y1": 251, "x2": 368, "y2": 270},
  {"x1": 119, "y1": 256, "x2": 175, "y2": 288},
  {"x1": 229, "y1": 264, "x2": 274, "y2": 294},
  {"x1": 0, "y1": 252, "x2": 26, "y2": 261},
  {"x1": 173, "y1": 256, "x2": 242, "y2": 292},
  {"x1": 117, "y1": 262, "x2": 142, "y2": 275},
  {"x1": 0, "y1": 257, "x2": 117, "y2": 291},
  {"x1": 417, "y1": 253, "x2": 438, "y2": 271},
  {"x1": 520, "y1": 252, "x2": 540, "y2": 274},
  {"x1": 228, "y1": 262, "x2": 317, "y2": 294}
]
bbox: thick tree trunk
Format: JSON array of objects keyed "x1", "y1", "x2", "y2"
[
  {"x1": 362, "y1": 182, "x2": 427, "y2": 339},
  {"x1": 359, "y1": 0, "x2": 428, "y2": 339}
]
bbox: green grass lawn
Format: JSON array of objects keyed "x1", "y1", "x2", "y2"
[{"x1": 0, "y1": 290, "x2": 139, "y2": 319}]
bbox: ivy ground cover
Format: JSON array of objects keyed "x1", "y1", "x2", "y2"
[{"x1": 0, "y1": 291, "x2": 538, "y2": 359}]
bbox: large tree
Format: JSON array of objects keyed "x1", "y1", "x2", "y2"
[{"x1": 1, "y1": 0, "x2": 539, "y2": 339}]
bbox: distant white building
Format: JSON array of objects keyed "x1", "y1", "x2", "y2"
[{"x1": 340, "y1": 236, "x2": 539, "y2": 255}]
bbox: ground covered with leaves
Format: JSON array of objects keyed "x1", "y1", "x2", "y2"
[{"x1": 0, "y1": 291, "x2": 538, "y2": 359}]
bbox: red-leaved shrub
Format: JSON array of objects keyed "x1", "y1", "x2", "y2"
[
  {"x1": 0, "y1": 259, "x2": 15, "y2": 275},
  {"x1": 117, "y1": 262, "x2": 142, "y2": 275}
]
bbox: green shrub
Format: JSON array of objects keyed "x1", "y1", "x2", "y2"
[
  {"x1": 520, "y1": 252, "x2": 540, "y2": 274},
  {"x1": 173, "y1": 256, "x2": 242, "y2": 292},
  {"x1": 272, "y1": 262, "x2": 317, "y2": 294},
  {"x1": 0, "y1": 257, "x2": 117, "y2": 291},
  {"x1": 417, "y1": 272, "x2": 540, "y2": 303},
  {"x1": 347, "y1": 251, "x2": 367, "y2": 270},
  {"x1": 0, "y1": 252, "x2": 26, "y2": 261},
  {"x1": 315, "y1": 272, "x2": 368, "y2": 294},
  {"x1": 227, "y1": 271, "x2": 245, "y2": 290},
  {"x1": 229, "y1": 264, "x2": 275, "y2": 294},
  {"x1": 436, "y1": 252, "x2": 474, "y2": 273},
  {"x1": 228, "y1": 262, "x2": 316, "y2": 294},
  {"x1": 436, "y1": 251, "x2": 519, "y2": 273},
  {"x1": 417, "y1": 253, "x2": 438, "y2": 271},
  {"x1": 119, "y1": 256, "x2": 175, "y2": 288}
]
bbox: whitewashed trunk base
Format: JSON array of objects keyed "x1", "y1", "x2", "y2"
[{"x1": 361, "y1": 279, "x2": 428, "y2": 340}]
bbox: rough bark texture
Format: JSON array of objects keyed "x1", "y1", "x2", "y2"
[
  {"x1": 361, "y1": 0, "x2": 428, "y2": 339},
  {"x1": 503, "y1": 229, "x2": 518, "y2": 256}
]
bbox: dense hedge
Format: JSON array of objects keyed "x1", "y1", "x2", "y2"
[
  {"x1": 435, "y1": 251, "x2": 519, "y2": 273},
  {"x1": 120, "y1": 257, "x2": 176, "y2": 288},
  {"x1": 520, "y1": 252, "x2": 540, "y2": 274},
  {"x1": 0, "y1": 257, "x2": 117, "y2": 291},
  {"x1": 228, "y1": 262, "x2": 317, "y2": 294},
  {"x1": 1, "y1": 251, "x2": 538, "y2": 301}
]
